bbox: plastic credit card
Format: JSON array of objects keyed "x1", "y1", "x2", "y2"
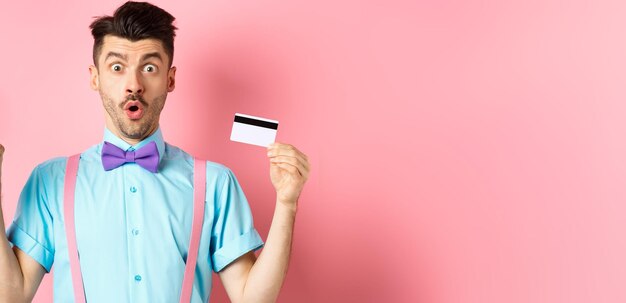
[{"x1": 230, "y1": 113, "x2": 279, "y2": 147}]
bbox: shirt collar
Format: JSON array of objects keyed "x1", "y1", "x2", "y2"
[{"x1": 102, "y1": 127, "x2": 166, "y2": 165}]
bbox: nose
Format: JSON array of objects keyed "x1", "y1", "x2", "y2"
[{"x1": 125, "y1": 71, "x2": 144, "y2": 95}]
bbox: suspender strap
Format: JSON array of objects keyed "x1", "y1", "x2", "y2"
[
  {"x1": 63, "y1": 155, "x2": 207, "y2": 303},
  {"x1": 64, "y1": 154, "x2": 86, "y2": 303},
  {"x1": 180, "y1": 158, "x2": 206, "y2": 303}
]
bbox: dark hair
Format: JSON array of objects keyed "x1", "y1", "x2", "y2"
[{"x1": 90, "y1": 1, "x2": 177, "y2": 67}]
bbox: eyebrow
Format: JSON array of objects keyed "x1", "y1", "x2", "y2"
[
  {"x1": 141, "y1": 52, "x2": 163, "y2": 63},
  {"x1": 104, "y1": 52, "x2": 127, "y2": 62},
  {"x1": 103, "y1": 52, "x2": 163, "y2": 63}
]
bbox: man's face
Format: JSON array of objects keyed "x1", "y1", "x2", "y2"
[{"x1": 89, "y1": 35, "x2": 176, "y2": 143}]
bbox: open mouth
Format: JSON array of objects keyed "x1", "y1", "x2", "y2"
[{"x1": 124, "y1": 101, "x2": 144, "y2": 120}]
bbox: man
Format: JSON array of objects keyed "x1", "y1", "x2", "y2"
[{"x1": 0, "y1": 2, "x2": 309, "y2": 302}]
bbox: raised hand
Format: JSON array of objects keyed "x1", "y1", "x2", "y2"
[{"x1": 266, "y1": 143, "x2": 310, "y2": 208}]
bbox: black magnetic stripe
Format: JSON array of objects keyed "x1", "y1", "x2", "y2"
[{"x1": 234, "y1": 115, "x2": 278, "y2": 130}]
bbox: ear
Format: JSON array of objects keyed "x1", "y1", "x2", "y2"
[
  {"x1": 89, "y1": 65, "x2": 99, "y2": 91},
  {"x1": 167, "y1": 66, "x2": 176, "y2": 92}
]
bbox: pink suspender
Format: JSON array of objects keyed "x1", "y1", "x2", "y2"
[
  {"x1": 64, "y1": 154, "x2": 207, "y2": 303},
  {"x1": 180, "y1": 158, "x2": 206, "y2": 302},
  {"x1": 64, "y1": 155, "x2": 85, "y2": 303}
]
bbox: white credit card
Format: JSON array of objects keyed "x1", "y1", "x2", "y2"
[{"x1": 230, "y1": 113, "x2": 279, "y2": 147}]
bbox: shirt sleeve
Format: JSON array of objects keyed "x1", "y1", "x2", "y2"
[
  {"x1": 209, "y1": 167, "x2": 264, "y2": 272},
  {"x1": 6, "y1": 164, "x2": 56, "y2": 272}
]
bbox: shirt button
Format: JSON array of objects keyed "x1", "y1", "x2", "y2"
[
  {"x1": 130, "y1": 186, "x2": 137, "y2": 193},
  {"x1": 132, "y1": 229, "x2": 140, "y2": 236},
  {"x1": 134, "y1": 275, "x2": 142, "y2": 282}
]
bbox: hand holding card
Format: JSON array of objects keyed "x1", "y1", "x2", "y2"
[{"x1": 230, "y1": 113, "x2": 279, "y2": 147}]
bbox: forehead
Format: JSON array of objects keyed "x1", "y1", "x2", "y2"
[{"x1": 99, "y1": 35, "x2": 168, "y2": 62}]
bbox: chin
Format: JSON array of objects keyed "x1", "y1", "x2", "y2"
[{"x1": 120, "y1": 125, "x2": 151, "y2": 140}]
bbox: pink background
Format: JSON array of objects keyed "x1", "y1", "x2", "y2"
[{"x1": 1, "y1": 0, "x2": 626, "y2": 302}]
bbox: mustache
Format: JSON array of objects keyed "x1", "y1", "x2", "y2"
[{"x1": 122, "y1": 94, "x2": 147, "y2": 106}]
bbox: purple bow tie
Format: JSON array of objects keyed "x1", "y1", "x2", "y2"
[{"x1": 101, "y1": 141, "x2": 160, "y2": 173}]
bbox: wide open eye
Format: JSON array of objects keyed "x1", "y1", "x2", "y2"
[
  {"x1": 143, "y1": 64, "x2": 157, "y2": 73},
  {"x1": 111, "y1": 64, "x2": 123, "y2": 72}
]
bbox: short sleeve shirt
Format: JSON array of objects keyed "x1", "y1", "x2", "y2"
[{"x1": 6, "y1": 128, "x2": 264, "y2": 302}]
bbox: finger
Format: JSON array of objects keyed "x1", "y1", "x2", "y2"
[
  {"x1": 268, "y1": 142, "x2": 300, "y2": 155},
  {"x1": 269, "y1": 151, "x2": 309, "y2": 172},
  {"x1": 267, "y1": 147, "x2": 303, "y2": 160},
  {"x1": 267, "y1": 143, "x2": 292, "y2": 155},
  {"x1": 267, "y1": 145, "x2": 309, "y2": 167},
  {"x1": 270, "y1": 156, "x2": 309, "y2": 178},
  {"x1": 271, "y1": 161, "x2": 306, "y2": 179},
  {"x1": 273, "y1": 162, "x2": 305, "y2": 178},
  {"x1": 267, "y1": 143, "x2": 310, "y2": 175}
]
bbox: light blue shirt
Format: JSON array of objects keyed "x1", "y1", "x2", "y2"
[{"x1": 7, "y1": 128, "x2": 264, "y2": 302}]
